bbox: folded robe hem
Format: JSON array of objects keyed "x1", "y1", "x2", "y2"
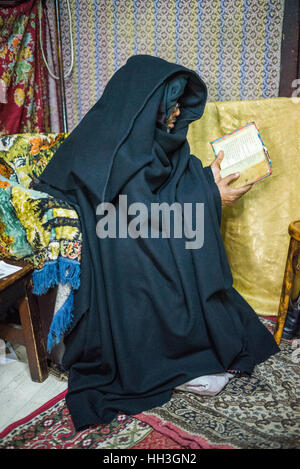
[{"x1": 65, "y1": 344, "x2": 279, "y2": 432}]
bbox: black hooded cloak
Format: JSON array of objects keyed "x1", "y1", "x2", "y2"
[{"x1": 36, "y1": 55, "x2": 279, "y2": 431}]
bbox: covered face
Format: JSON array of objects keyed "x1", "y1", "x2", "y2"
[{"x1": 165, "y1": 101, "x2": 181, "y2": 130}]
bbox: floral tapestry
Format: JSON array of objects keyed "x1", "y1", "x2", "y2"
[{"x1": 0, "y1": 0, "x2": 50, "y2": 136}]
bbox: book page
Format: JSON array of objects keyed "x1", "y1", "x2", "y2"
[
  {"x1": 0, "y1": 261, "x2": 22, "y2": 280},
  {"x1": 219, "y1": 150, "x2": 266, "y2": 178}
]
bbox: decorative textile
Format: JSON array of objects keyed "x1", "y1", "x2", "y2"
[
  {"x1": 0, "y1": 320, "x2": 299, "y2": 449},
  {"x1": 0, "y1": 133, "x2": 82, "y2": 351},
  {"x1": 0, "y1": 390, "x2": 184, "y2": 449},
  {"x1": 44, "y1": 1, "x2": 62, "y2": 133},
  {"x1": 0, "y1": 0, "x2": 50, "y2": 135},
  {"x1": 36, "y1": 54, "x2": 279, "y2": 431},
  {"x1": 49, "y1": 0, "x2": 285, "y2": 131},
  {"x1": 187, "y1": 96, "x2": 300, "y2": 317}
]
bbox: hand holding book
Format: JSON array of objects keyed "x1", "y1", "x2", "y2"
[
  {"x1": 210, "y1": 150, "x2": 253, "y2": 206},
  {"x1": 209, "y1": 122, "x2": 272, "y2": 206}
]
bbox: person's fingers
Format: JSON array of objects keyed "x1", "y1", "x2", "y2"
[
  {"x1": 232, "y1": 183, "x2": 253, "y2": 196},
  {"x1": 238, "y1": 183, "x2": 253, "y2": 194},
  {"x1": 216, "y1": 150, "x2": 224, "y2": 165},
  {"x1": 211, "y1": 150, "x2": 224, "y2": 169},
  {"x1": 222, "y1": 173, "x2": 254, "y2": 192},
  {"x1": 222, "y1": 171, "x2": 240, "y2": 185}
]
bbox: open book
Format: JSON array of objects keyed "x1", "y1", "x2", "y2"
[{"x1": 210, "y1": 122, "x2": 272, "y2": 189}]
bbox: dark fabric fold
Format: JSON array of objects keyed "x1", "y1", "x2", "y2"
[
  {"x1": 202, "y1": 164, "x2": 222, "y2": 225},
  {"x1": 36, "y1": 54, "x2": 279, "y2": 431}
]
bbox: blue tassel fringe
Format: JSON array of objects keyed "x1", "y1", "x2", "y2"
[
  {"x1": 32, "y1": 261, "x2": 59, "y2": 295},
  {"x1": 58, "y1": 257, "x2": 80, "y2": 290},
  {"x1": 46, "y1": 290, "x2": 74, "y2": 352},
  {"x1": 32, "y1": 258, "x2": 80, "y2": 352}
]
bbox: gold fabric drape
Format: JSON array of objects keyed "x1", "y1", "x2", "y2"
[{"x1": 187, "y1": 97, "x2": 300, "y2": 316}]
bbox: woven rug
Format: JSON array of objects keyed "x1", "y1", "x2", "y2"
[
  {"x1": 1, "y1": 319, "x2": 299, "y2": 449},
  {"x1": 0, "y1": 390, "x2": 184, "y2": 449}
]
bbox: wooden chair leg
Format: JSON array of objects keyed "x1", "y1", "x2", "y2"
[
  {"x1": 18, "y1": 281, "x2": 48, "y2": 382},
  {"x1": 274, "y1": 238, "x2": 300, "y2": 345}
]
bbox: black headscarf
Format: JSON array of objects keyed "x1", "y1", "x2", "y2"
[{"x1": 36, "y1": 55, "x2": 279, "y2": 431}]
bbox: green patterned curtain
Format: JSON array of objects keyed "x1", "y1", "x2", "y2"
[{"x1": 48, "y1": 0, "x2": 285, "y2": 131}]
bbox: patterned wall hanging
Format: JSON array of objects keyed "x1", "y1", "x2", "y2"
[
  {"x1": 0, "y1": 0, "x2": 50, "y2": 136},
  {"x1": 46, "y1": 0, "x2": 285, "y2": 131}
]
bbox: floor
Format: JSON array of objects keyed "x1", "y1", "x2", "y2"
[{"x1": 0, "y1": 342, "x2": 67, "y2": 433}]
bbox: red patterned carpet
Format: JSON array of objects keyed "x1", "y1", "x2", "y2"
[
  {"x1": 1, "y1": 319, "x2": 299, "y2": 449},
  {"x1": 0, "y1": 387, "x2": 236, "y2": 449},
  {"x1": 0, "y1": 390, "x2": 186, "y2": 449}
]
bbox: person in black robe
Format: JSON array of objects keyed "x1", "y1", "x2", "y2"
[{"x1": 36, "y1": 55, "x2": 279, "y2": 431}]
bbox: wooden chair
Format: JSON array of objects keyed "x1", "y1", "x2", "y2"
[
  {"x1": 0, "y1": 260, "x2": 48, "y2": 382},
  {"x1": 274, "y1": 220, "x2": 300, "y2": 344}
]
